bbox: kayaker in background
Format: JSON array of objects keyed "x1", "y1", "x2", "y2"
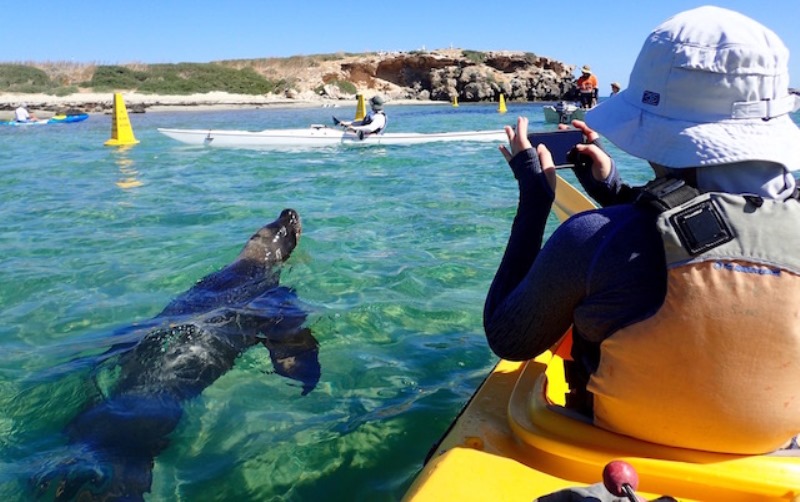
[
  {"x1": 575, "y1": 66, "x2": 598, "y2": 108},
  {"x1": 14, "y1": 103, "x2": 37, "y2": 122},
  {"x1": 340, "y1": 95, "x2": 387, "y2": 140},
  {"x1": 609, "y1": 82, "x2": 621, "y2": 96},
  {"x1": 484, "y1": 5, "x2": 800, "y2": 455}
]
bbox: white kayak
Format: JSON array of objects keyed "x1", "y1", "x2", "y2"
[{"x1": 157, "y1": 125, "x2": 508, "y2": 149}]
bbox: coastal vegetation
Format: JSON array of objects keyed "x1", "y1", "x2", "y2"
[
  {"x1": 87, "y1": 64, "x2": 288, "y2": 95},
  {"x1": 0, "y1": 62, "x2": 288, "y2": 96},
  {"x1": 0, "y1": 64, "x2": 78, "y2": 96},
  {"x1": 0, "y1": 54, "x2": 370, "y2": 96}
]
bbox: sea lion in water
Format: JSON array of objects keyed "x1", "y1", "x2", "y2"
[{"x1": 35, "y1": 208, "x2": 320, "y2": 501}]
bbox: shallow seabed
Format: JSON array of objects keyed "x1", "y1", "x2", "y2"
[{"x1": 0, "y1": 102, "x2": 705, "y2": 501}]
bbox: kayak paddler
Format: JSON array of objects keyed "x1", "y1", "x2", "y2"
[
  {"x1": 14, "y1": 102, "x2": 37, "y2": 123},
  {"x1": 484, "y1": 6, "x2": 800, "y2": 454},
  {"x1": 338, "y1": 95, "x2": 387, "y2": 139}
]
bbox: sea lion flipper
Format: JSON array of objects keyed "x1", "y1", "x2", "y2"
[{"x1": 261, "y1": 328, "x2": 321, "y2": 395}]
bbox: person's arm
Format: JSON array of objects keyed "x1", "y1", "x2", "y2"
[
  {"x1": 483, "y1": 170, "x2": 599, "y2": 359},
  {"x1": 484, "y1": 117, "x2": 582, "y2": 360},
  {"x1": 348, "y1": 113, "x2": 385, "y2": 134}
]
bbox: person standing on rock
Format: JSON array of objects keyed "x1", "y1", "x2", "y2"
[
  {"x1": 339, "y1": 95, "x2": 388, "y2": 140},
  {"x1": 576, "y1": 66, "x2": 598, "y2": 108}
]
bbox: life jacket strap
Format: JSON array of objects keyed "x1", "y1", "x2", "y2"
[{"x1": 634, "y1": 177, "x2": 699, "y2": 212}]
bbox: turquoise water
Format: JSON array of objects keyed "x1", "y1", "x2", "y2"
[{"x1": 0, "y1": 102, "x2": 677, "y2": 501}]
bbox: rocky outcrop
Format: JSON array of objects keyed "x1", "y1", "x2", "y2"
[{"x1": 314, "y1": 49, "x2": 577, "y2": 103}]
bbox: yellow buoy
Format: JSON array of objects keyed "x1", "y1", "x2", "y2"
[
  {"x1": 498, "y1": 93, "x2": 507, "y2": 114},
  {"x1": 452, "y1": 95, "x2": 459, "y2": 107},
  {"x1": 354, "y1": 94, "x2": 366, "y2": 121},
  {"x1": 104, "y1": 93, "x2": 139, "y2": 146}
]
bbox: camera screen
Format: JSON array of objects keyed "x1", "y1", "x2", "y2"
[{"x1": 526, "y1": 129, "x2": 584, "y2": 166}]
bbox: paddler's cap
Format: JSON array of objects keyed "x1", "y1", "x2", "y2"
[
  {"x1": 585, "y1": 6, "x2": 800, "y2": 171},
  {"x1": 369, "y1": 95, "x2": 385, "y2": 111},
  {"x1": 581, "y1": 65, "x2": 592, "y2": 74}
]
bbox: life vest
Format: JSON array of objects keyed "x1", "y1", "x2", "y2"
[
  {"x1": 577, "y1": 74, "x2": 597, "y2": 93},
  {"x1": 587, "y1": 178, "x2": 800, "y2": 454},
  {"x1": 360, "y1": 111, "x2": 387, "y2": 135}
]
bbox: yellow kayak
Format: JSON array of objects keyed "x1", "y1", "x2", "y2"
[
  {"x1": 404, "y1": 351, "x2": 800, "y2": 501},
  {"x1": 405, "y1": 177, "x2": 800, "y2": 501}
]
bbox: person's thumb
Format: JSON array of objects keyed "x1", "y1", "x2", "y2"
[{"x1": 574, "y1": 143, "x2": 612, "y2": 182}]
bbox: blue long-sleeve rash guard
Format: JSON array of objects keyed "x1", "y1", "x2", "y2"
[{"x1": 483, "y1": 148, "x2": 667, "y2": 375}]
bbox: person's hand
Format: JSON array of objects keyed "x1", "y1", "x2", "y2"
[
  {"x1": 569, "y1": 119, "x2": 612, "y2": 182},
  {"x1": 499, "y1": 116, "x2": 556, "y2": 191},
  {"x1": 499, "y1": 116, "x2": 533, "y2": 162}
]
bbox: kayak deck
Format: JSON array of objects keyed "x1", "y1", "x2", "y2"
[
  {"x1": 158, "y1": 126, "x2": 507, "y2": 149},
  {"x1": 404, "y1": 353, "x2": 800, "y2": 501}
]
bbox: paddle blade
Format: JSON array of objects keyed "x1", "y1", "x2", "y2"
[
  {"x1": 332, "y1": 116, "x2": 342, "y2": 126},
  {"x1": 553, "y1": 174, "x2": 596, "y2": 222}
]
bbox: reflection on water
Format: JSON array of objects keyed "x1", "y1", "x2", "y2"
[{"x1": 112, "y1": 146, "x2": 142, "y2": 189}]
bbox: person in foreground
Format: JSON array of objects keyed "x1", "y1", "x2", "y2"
[
  {"x1": 484, "y1": 5, "x2": 800, "y2": 455},
  {"x1": 339, "y1": 95, "x2": 387, "y2": 139}
]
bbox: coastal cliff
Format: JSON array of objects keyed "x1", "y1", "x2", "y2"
[{"x1": 309, "y1": 48, "x2": 576, "y2": 102}]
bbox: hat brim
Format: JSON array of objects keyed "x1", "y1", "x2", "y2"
[{"x1": 586, "y1": 90, "x2": 800, "y2": 171}]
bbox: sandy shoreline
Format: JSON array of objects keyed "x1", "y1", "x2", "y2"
[{"x1": 0, "y1": 91, "x2": 445, "y2": 119}]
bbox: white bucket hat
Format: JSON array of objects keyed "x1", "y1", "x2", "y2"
[{"x1": 585, "y1": 6, "x2": 800, "y2": 171}]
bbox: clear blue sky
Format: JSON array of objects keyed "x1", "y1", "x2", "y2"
[{"x1": 3, "y1": 1, "x2": 799, "y2": 94}]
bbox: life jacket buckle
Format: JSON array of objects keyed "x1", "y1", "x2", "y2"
[{"x1": 670, "y1": 199, "x2": 734, "y2": 255}]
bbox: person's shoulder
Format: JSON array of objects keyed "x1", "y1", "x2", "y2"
[
  {"x1": 559, "y1": 204, "x2": 652, "y2": 236},
  {"x1": 551, "y1": 204, "x2": 658, "y2": 252}
]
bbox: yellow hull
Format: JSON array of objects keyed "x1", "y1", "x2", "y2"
[{"x1": 404, "y1": 354, "x2": 800, "y2": 501}]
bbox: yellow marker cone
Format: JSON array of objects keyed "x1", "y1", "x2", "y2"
[
  {"x1": 354, "y1": 94, "x2": 366, "y2": 121},
  {"x1": 452, "y1": 95, "x2": 459, "y2": 107},
  {"x1": 104, "y1": 93, "x2": 139, "y2": 146},
  {"x1": 498, "y1": 93, "x2": 507, "y2": 114}
]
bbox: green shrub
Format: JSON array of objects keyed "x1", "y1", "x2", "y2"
[
  {"x1": 0, "y1": 64, "x2": 52, "y2": 92},
  {"x1": 86, "y1": 65, "x2": 146, "y2": 89},
  {"x1": 462, "y1": 50, "x2": 487, "y2": 64},
  {"x1": 52, "y1": 86, "x2": 79, "y2": 96},
  {"x1": 314, "y1": 79, "x2": 357, "y2": 96},
  {"x1": 81, "y1": 63, "x2": 286, "y2": 95},
  {"x1": 333, "y1": 80, "x2": 357, "y2": 94}
]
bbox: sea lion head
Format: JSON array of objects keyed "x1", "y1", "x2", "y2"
[{"x1": 239, "y1": 209, "x2": 301, "y2": 265}]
